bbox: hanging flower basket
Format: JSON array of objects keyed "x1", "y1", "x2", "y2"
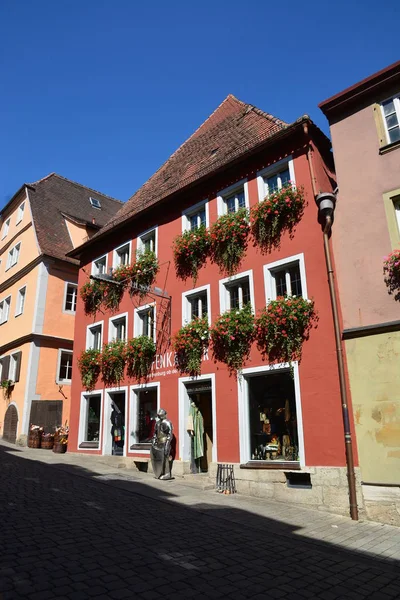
[
  {"x1": 125, "y1": 336, "x2": 156, "y2": 381},
  {"x1": 383, "y1": 250, "x2": 400, "y2": 301},
  {"x1": 173, "y1": 226, "x2": 211, "y2": 284},
  {"x1": 210, "y1": 209, "x2": 250, "y2": 275},
  {"x1": 255, "y1": 296, "x2": 318, "y2": 366},
  {"x1": 210, "y1": 303, "x2": 255, "y2": 375},
  {"x1": 80, "y1": 280, "x2": 105, "y2": 316},
  {"x1": 78, "y1": 348, "x2": 101, "y2": 391},
  {"x1": 172, "y1": 316, "x2": 210, "y2": 376},
  {"x1": 102, "y1": 279, "x2": 126, "y2": 313},
  {"x1": 130, "y1": 250, "x2": 159, "y2": 295},
  {"x1": 1, "y1": 379, "x2": 14, "y2": 400},
  {"x1": 251, "y1": 184, "x2": 305, "y2": 253},
  {"x1": 100, "y1": 340, "x2": 126, "y2": 387}
]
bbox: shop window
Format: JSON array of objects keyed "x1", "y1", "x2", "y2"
[
  {"x1": 264, "y1": 254, "x2": 307, "y2": 302},
  {"x1": 86, "y1": 322, "x2": 103, "y2": 350},
  {"x1": 57, "y1": 350, "x2": 73, "y2": 383},
  {"x1": 247, "y1": 371, "x2": 299, "y2": 463},
  {"x1": 220, "y1": 271, "x2": 254, "y2": 313},
  {"x1": 134, "y1": 304, "x2": 155, "y2": 341},
  {"x1": 6, "y1": 242, "x2": 21, "y2": 270},
  {"x1": 81, "y1": 394, "x2": 102, "y2": 445},
  {"x1": 113, "y1": 242, "x2": 131, "y2": 268},
  {"x1": 16, "y1": 202, "x2": 25, "y2": 225},
  {"x1": 182, "y1": 200, "x2": 208, "y2": 231},
  {"x1": 182, "y1": 285, "x2": 210, "y2": 324},
  {"x1": 92, "y1": 254, "x2": 107, "y2": 275},
  {"x1": 132, "y1": 387, "x2": 158, "y2": 446},
  {"x1": 1, "y1": 218, "x2": 10, "y2": 240},
  {"x1": 137, "y1": 227, "x2": 157, "y2": 255},
  {"x1": 109, "y1": 314, "x2": 127, "y2": 342},
  {"x1": 0, "y1": 296, "x2": 11, "y2": 324},
  {"x1": 15, "y1": 287, "x2": 26, "y2": 316},
  {"x1": 64, "y1": 283, "x2": 77, "y2": 313}
]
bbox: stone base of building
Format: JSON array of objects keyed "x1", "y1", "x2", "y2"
[{"x1": 361, "y1": 484, "x2": 400, "y2": 527}]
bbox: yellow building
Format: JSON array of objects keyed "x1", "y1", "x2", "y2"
[{"x1": 0, "y1": 173, "x2": 121, "y2": 443}]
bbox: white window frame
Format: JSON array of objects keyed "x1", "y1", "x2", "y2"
[
  {"x1": 129, "y1": 382, "x2": 160, "y2": 452},
  {"x1": 108, "y1": 312, "x2": 128, "y2": 343},
  {"x1": 219, "y1": 270, "x2": 255, "y2": 313},
  {"x1": 217, "y1": 179, "x2": 249, "y2": 216},
  {"x1": 257, "y1": 157, "x2": 296, "y2": 203},
  {"x1": 16, "y1": 202, "x2": 25, "y2": 225},
  {"x1": 6, "y1": 242, "x2": 21, "y2": 270},
  {"x1": 89, "y1": 197, "x2": 102, "y2": 209},
  {"x1": 134, "y1": 303, "x2": 156, "y2": 342},
  {"x1": 56, "y1": 349, "x2": 73, "y2": 384},
  {"x1": 182, "y1": 200, "x2": 209, "y2": 232},
  {"x1": 15, "y1": 285, "x2": 27, "y2": 317},
  {"x1": 86, "y1": 320, "x2": 104, "y2": 351},
  {"x1": 9, "y1": 351, "x2": 22, "y2": 382},
  {"x1": 237, "y1": 362, "x2": 306, "y2": 467},
  {"x1": 113, "y1": 242, "x2": 131, "y2": 269},
  {"x1": 264, "y1": 253, "x2": 308, "y2": 302},
  {"x1": 92, "y1": 253, "x2": 108, "y2": 276},
  {"x1": 1, "y1": 218, "x2": 10, "y2": 240},
  {"x1": 182, "y1": 284, "x2": 211, "y2": 326},
  {"x1": 381, "y1": 95, "x2": 400, "y2": 145},
  {"x1": 0, "y1": 295, "x2": 11, "y2": 324},
  {"x1": 137, "y1": 226, "x2": 158, "y2": 256},
  {"x1": 63, "y1": 282, "x2": 78, "y2": 314},
  {"x1": 103, "y1": 387, "x2": 128, "y2": 455},
  {"x1": 78, "y1": 390, "x2": 104, "y2": 450}
]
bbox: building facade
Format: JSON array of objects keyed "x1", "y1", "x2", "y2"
[
  {"x1": 69, "y1": 95, "x2": 361, "y2": 516},
  {"x1": 0, "y1": 174, "x2": 121, "y2": 443},
  {"x1": 320, "y1": 61, "x2": 400, "y2": 525}
]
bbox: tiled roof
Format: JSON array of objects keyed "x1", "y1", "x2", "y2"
[
  {"x1": 89, "y1": 94, "x2": 289, "y2": 240},
  {"x1": 27, "y1": 173, "x2": 122, "y2": 264}
]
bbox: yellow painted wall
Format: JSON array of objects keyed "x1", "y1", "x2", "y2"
[
  {"x1": 0, "y1": 266, "x2": 39, "y2": 346},
  {"x1": 64, "y1": 218, "x2": 89, "y2": 249},
  {"x1": 0, "y1": 191, "x2": 31, "y2": 244},
  {"x1": 0, "y1": 341, "x2": 31, "y2": 439},
  {"x1": 43, "y1": 265, "x2": 78, "y2": 338},
  {"x1": 346, "y1": 332, "x2": 400, "y2": 484},
  {"x1": 0, "y1": 226, "x2": 40, "y2": 281},
  {"x1": 36, "y1": 343, "x2": 72, "y2": 425}
]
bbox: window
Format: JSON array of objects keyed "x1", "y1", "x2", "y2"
[
  {"x1": 90, "y1": 197, "x2": 102, "y2": 209},
  {"x1": 58, "y1": 350, "x2": 73, "y2": 383},
  {"x1": 92, "y1": 254, "x2": 107, "y2": 275},
  {"x1": 64, "y1": 283, "x2": 77, "y2": 313},
  {"x1": 182, "y1": 285, "x2": 210, "y2": 325},
  {"x1": 81, "y1": 394, "x2": 102, "y2": 445},
  {"x1": 15, "y1": 286, "x2": 26, "y2": 316},
  {"x1": 220, "y1": 271, "x2": 254, "y2": 313},
  {"x1": 257, "y1": 159, "x2": 295, "y2": 202},
  {"x1": 16, "y1": 202, "x2": 25, "y2": 224},
  {"x1": 109, "y1": 314, "x2": 127, "y2": 342},
  {"x1": 130, "y1": 385, "x2": 159, "y2": 448},
  {"x1": 381, "y1": 97, "x2": 400, "y2": 144},
  {"x1": 87, "y1": 322, "x2": 103, "y2": 350},
  {"x1": 113, "y1": 242, "x2": 131, "y2": 268},
  {"x1": 0, "y1": 296, "x2": 11, "y2": 324},
  {"x1": 182, "y1": 201, "x2": 208, "y2": 231},
  {"x1": 1, "y1": 218, "x2": 10, "y2": 240},
  {"x1": 135, "y1": 304, "x2": 155, "y2": 340},
  {"x1": 9, "y1": 351, "x2": 22, "y2": 382},
  {"x1": 6, "y1": 243, "x2": 21, "y2": 270},
  {"x1": 218, "y1": 181, "x2": 248, "y2": 215},
  {"x1": 137, "y1": 228, "x2": 157, "y2": 255},
  {"x1": 264, "y1": 254, "x2": 307, "y2": 302}
]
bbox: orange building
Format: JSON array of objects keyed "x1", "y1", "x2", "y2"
[{"x1": 0, "y1": 174, "x2": 121, "y2": 443}]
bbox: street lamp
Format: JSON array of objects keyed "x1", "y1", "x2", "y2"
[{"x1": 315, "y1": 192, "x2": 359, "y2": 521}]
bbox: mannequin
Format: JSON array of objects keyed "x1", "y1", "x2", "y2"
[
  {"x1": 187, "y1": 397, "x2": 204, "y2": 473},
  {"x1": 150, "y1": 408, "x2": 174, "y2": 480},
  {"x1": 110, "y1": 403, "x2": 124, "y2": 455}
]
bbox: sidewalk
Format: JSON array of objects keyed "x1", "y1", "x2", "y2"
[{"x1": 2, "y1": 440, "x2": 399, "y2": 565}]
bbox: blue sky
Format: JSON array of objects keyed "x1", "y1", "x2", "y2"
[{"x1": 1, "y1": 0, "x2": 398, "y2": 207}]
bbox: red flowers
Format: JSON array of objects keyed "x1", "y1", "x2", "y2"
[
  {"x1": 210, "y1": 304, "x2": 255, "y2": 375},
  {"x1": 383, "y1": 250, "x2": 400, "y2": 301},
  {"x1": 173, "y1": 226, "x2": 211, "y2": 284},
  {"x1": 172, "y1": 317, "x2": 209, "y2": 376},
  {"x1": 210, "y1": 209, "x2": 250, "y2": 275}
]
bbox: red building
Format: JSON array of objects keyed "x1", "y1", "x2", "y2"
[{"x1": 68, "y1": 95, "x2": 360, "y2": 516}]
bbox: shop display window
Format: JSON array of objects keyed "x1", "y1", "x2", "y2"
[
  {"x1": 247, "y1": 371, "x2": 299, "y2": 462},
  {"x1": 135, "y1": 388, "x2": 157, "y2": 444},
  {"x1": 85, "y1": 395, "x2": 101, "y2": 442}
]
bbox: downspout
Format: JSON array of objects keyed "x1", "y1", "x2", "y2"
[{"x1": 303, "y1": 124, "x2": 358, "y2": 521}]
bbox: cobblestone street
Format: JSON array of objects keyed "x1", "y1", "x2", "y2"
[{"x1": 0, "y1": 443, "x2": 399, "y2": 600}]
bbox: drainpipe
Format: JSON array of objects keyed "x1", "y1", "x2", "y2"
[{"x1": 315, "y1": 192, "x2": 359, "y2": 521}]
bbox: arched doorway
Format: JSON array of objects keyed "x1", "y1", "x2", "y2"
[{"x1": 3, "y1": 405, "x2": 18, "y2": 443}]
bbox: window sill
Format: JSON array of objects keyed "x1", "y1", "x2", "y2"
[
  {"x1": 240, "y1": 461, "x2": 300, "y2": 470},
  {"x1": 79, "y1": 441, "x2": 99, "y2": 449},
  {"x1": 56, "y1": 380, "x2": 71, "y2": 385},
  {"x1": 130, "y1": 443, "x2": 151, "y2": 450},
  {"x1": 379, "y1": 140, "x2": 400, "y2": 155}
]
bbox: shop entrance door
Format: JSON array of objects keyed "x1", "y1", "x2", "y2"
[
  {"x1": 186, "y1": 382, "x2": 213, "y2": 473},
  {"x1": 109, "y1": 392, "x2": 125, "y2": 456}
]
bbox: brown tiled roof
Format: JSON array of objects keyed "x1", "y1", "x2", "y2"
[
  {"x1": 88, "y1": 94, "x2": 289, "y2": 241},
  {"x1": 27, "y1": 173, "x2": 122, "y2": 264}
]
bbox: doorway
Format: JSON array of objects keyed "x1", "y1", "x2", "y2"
[
  {"x1": 186, "y1": 382, "x2": 213, "y2": 473},
  {"x1": 3, "y1": 404, "x2": 18, "y2": 443},
  {"x1": 109, "y1": 391, "x2": 126, "y2": 456}
]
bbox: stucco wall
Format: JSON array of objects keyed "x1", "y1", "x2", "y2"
[
  {"x1": 0, "y1": 341, "x2": 31, "y2": 440},
  {"x1": 42, "y1": 265, "x2": 78, "y2": 339},
  {"x1": 36, "y1": 343, "x2": 72, "y2": 424},
  {"x1": 346, "y1": 331, "x2": 400, "y2": 484},
  {"x1": 0, "y1": 266, "x2": 39, "y2": 346},
  {"x1": 64, "y1": 218, "x2": 89, "y2": 249},
  {"x1": 330, "y1": 104, "x2": 400, "y2": 329}
]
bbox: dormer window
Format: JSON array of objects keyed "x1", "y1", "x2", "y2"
[{"x1": 90, "y1": 197, "x2": 102, "y2": 209}]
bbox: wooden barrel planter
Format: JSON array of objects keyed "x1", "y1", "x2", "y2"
[
  {"x1": 41, "y1": 435, "x2": 54, "y2": 450},
  {"x1": 28, "y1": 433, "x2": 42, "y2": 449},
  {"x1": 53, "y1": 441, "x2": 67, "y2": 454}
]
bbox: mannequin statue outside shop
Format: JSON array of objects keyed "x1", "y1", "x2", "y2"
[
  {"x1": 150, "y1": 408, "x2": 174, "y2": 480},
  {"x1": 187, "y1": 398, "x2": 204, "y2": 473}
]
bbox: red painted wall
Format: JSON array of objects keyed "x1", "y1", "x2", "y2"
[{"x1": 69, "y1": 134, "x2": 353, "y2": 468}]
